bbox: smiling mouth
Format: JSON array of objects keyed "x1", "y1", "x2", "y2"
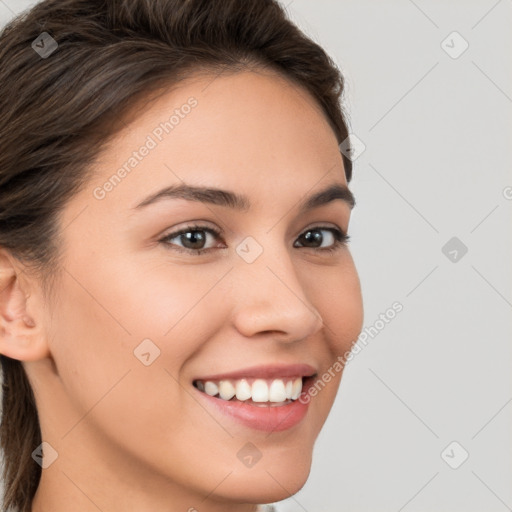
[{"x1": 193, "y1": 375, "x2": 316, "y2": 407}]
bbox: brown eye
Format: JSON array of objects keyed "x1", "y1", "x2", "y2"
[
  {"x1": 175, "y1": 230, "x2": 207, "y2": 250},
  {"x1": 159, "y1": 224, "x2": 349, "y2": 256},
  {"x1": 298, "y1": 229, "x2": 326, "y2": 247},
  {"x1": 159, "y1": 225, "x2": 223, "y2": 255},
  {"x1": 294, "y1": 227, "x2": 349, "y2": 252}
]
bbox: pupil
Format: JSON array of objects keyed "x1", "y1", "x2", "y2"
[
  {"x1": 303, "y1": 230, "x2": 321, "y2": 246},
  {"x1": 183, "y1": 231, "x2": 205, "y2": 249}
]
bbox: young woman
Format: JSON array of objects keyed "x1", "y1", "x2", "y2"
[{"x1": 0, "y1": 1, "x2": 363, "y2": 511}]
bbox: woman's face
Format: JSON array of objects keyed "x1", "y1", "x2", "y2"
[{"x1": 25, "y1": 69, "x2": 363, "y2": 510}]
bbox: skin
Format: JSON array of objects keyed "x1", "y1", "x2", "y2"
[{"x1": 0, "y1": 68, "x2": 363, "y2": 512}]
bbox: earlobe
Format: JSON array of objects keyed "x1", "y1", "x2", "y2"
[{"x1": 0, "y1": 250, "x2": 50, "y2": 362}]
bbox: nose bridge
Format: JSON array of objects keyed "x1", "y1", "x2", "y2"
[{"x1": 230, "y1": 234, "x2": 323, "y2": 340}]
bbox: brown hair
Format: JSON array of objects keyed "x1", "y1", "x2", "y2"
[{"x1": 0, "y1": 0, "x2": 353, "y2": 510}]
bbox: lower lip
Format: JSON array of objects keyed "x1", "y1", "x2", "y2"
[{"x1": 194, "y1": 380, "x2": 313, "y2": 432}]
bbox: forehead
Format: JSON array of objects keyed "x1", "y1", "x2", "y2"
[{"x1": 74, "y1": 69, "x2": 348, "y2": 220}]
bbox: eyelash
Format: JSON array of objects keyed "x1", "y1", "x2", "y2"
[{"x1": 158, "y1": 223, "x2": 350, "y2": 256}]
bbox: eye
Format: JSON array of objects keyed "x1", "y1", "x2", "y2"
[
  {"x1": 158, "y1": 224, "x2": 223, "y2": 255},
  {"x1": 293, "y1": 226, "x2": 350, "y2": 253},
  {"x1": 158, "y1": 224, "x2": 350, "y2": 256}
]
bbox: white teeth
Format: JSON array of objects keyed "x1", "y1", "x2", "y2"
[
  {"x1": 269, "y1": 379, "x2": 287, "y2": 402},
  {"x1": 197, "y1": 377, "x2": 305, "y2": 404},
  {"x1": 291, "y1": 378, "x2": 302, "y2": 400},
  {"x1": 252, "y1": 379, "x2": 269, "y2": 402},
  {"x1": 204, "y1": 381, "x2": 219, "y2": 397},
  {"x1": 235, "y1": 379, "x2": 252, "y2": 401},
  {"x1": 218, "y1": 380, "x2": 236, "y2": 400},
  {"x1": 285, "y1": 380, "x2": 293, "y2": 399}
]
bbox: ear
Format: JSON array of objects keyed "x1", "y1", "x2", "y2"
[{"x1": 0, "y1": 248, "x2": 51, "y2": 361}]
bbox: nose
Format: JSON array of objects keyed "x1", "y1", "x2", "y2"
[{"x1": 229, "y1": 243, "x2": 324, "y2": 343}]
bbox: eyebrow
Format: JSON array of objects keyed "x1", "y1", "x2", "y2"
[{"x1": 133, "y1": 182, "x2": 355, "y2": 212}]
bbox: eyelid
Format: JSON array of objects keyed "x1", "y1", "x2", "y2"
[
  {"x1": 159, "y1": 220, "x2": 221, "y2": 239},
  {"x1": 300, "y1": 220, "x2": 346, "y2": 233}
]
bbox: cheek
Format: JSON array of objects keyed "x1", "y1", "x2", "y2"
[
  {"x1": 47, "y1": 271, "x2": 134, "y2": 407},
  {"x1": 109, "y1": 261, "x2": 230, "y2": 358},
  {"x1": 306, "y1": 259, "x2": 364, "y2": 353},
  {"x1": 46, "y1": 264, "x2": 225, "y2": 453},
  {"x1": 300, "y1": 260, "x2": 363, "y2": 418},
  {"x1": 66, "y1": 251, "x2": 224, "y2": 342}
]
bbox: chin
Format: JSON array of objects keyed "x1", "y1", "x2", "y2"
[{"x1": 218, "y1": 453, "x2": 312, "y2": 504}]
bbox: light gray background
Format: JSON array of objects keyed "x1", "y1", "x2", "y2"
[{"x1": 1, "y1": 1, "x2": 511, "y2": 511}]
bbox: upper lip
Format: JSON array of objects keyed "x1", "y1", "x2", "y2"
[{"x1": 193, "y1": 363, "x2": 318, "y2": 382}]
